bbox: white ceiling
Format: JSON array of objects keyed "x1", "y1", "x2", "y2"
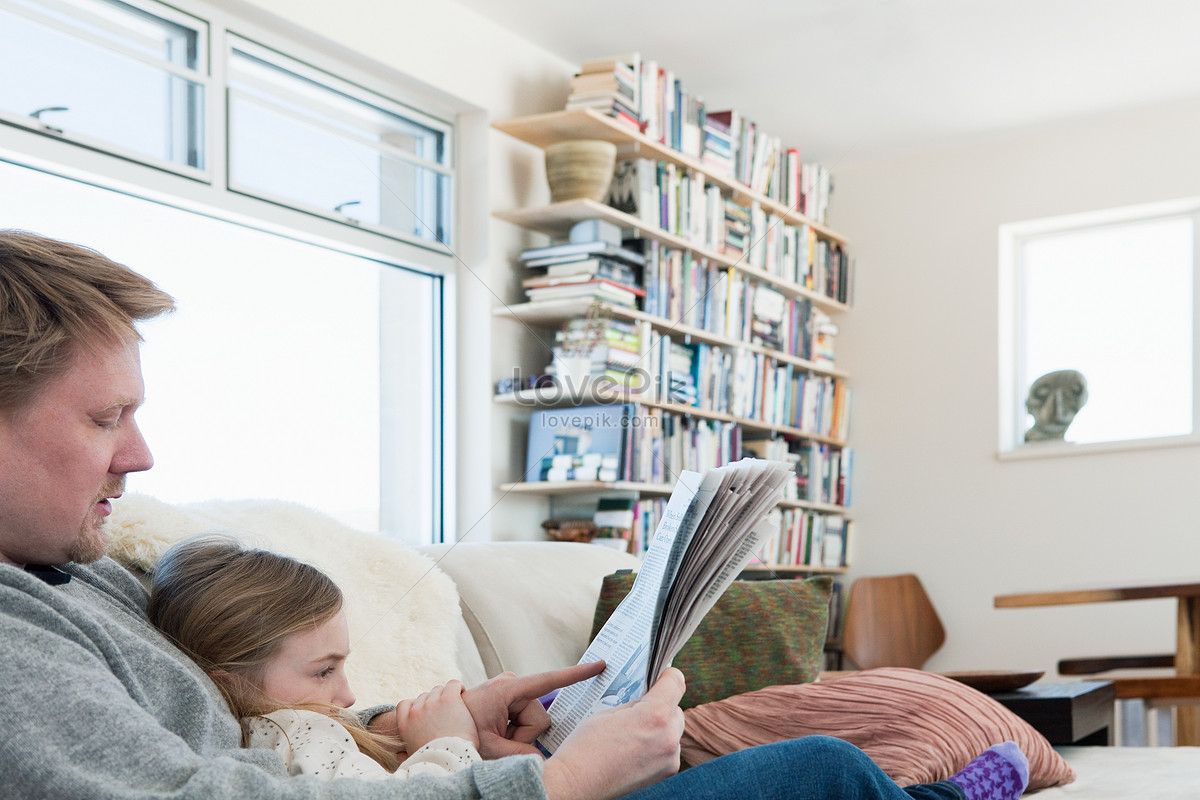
[{"x1": 454, "y1": 0, "x2": 1200, "y2": 162}]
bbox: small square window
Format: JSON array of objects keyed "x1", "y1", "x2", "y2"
[{"x1": 1001, "y1": 204, "x2": 1196, "y2": 451}]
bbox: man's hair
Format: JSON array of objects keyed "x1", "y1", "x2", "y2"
[{"x1": 0, "y1": 229, "x2": 176, "y2": 412}]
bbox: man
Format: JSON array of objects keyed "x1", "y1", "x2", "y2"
[{"x1": 0, "y1": 230, "x2": 684, "y2": 800}]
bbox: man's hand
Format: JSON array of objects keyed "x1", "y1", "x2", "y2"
[
  {"x1": 461, "y1": 661, "x2": 606, "y2": 758},
  {"x1": 542, "y1": 668, "x2": 686, "y2": 800}
]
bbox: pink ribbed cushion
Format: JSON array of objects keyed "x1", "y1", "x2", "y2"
[{"x1": 680, "y1": 667, "x2": 1075, "y2": 790}]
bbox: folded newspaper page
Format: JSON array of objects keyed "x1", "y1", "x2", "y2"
[{"x1": 538, "y1": 458, "x2": 791, "y2": 752}]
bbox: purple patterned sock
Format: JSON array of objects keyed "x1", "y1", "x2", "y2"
[{"x1": 947, "y1": 742, "x2": 1030, "y2": 800}]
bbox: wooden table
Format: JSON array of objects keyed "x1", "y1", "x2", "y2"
[{"x1": 994, "y1": 579, "x2": 1200, "y2": 746}]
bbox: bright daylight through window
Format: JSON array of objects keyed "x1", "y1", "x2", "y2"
[
  {"x1": 0, "y1": 0, "x2": 453, "y2": 543},
  {"x1": 1002, "y1": 203, "x2": 1196, "y2": 452}
]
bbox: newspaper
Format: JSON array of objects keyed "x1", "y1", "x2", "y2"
[{"x1": 538, "y1": 458, "x2": 792, "y2": 752}]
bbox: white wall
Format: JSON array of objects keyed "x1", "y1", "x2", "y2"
[
  {"x1": 224, "y1": 0, "x2": 569, "y2": 543},
  {"x1": 827, "y1": 100, "x2": 1200, "y2": 678}
]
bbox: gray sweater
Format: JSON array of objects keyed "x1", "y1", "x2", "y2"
[{"x1": 0, "y1": 558, "x2": 548, "y2": 800}]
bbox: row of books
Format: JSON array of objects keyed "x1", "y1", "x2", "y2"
[
  {"x1": 605, "y1": 157, "x2": 851, "y2": 302},
  {"x1": 523, "y1": 404, "x2": 739, "y2": 488},
  {"x1": 744, "y1": 437, "x2": 854, "y2": 507},
  {"x1": 643, "y1": 332, "x2": 851, "y2": 439},
  {"x1": 643, "y1": 243, "x2": 840, "y2": 362},
  {"x1": 524, "y1": 399, "x2": 850, "y2": 495},
  {"x1": 619, "y1": 497, "x2": 849, "y2": 564},
  {"x1": 564, "y1": 53, "x2": 833, "y2": 223},
  {"x1": 751, "y1": 510, "x2": 850, "y2": 570}
]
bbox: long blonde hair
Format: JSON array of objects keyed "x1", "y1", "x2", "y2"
[{"x1": 147, "y1": 535, "x2": 401, "y2": 770}]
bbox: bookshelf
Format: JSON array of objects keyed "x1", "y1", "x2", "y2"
[
  {"x1": 494, "y1": 199, "x2": 849, "y2": 313},
  {"x1": 493, "y1": 83, "x2": 853, "y2": 577},
  {"x1": 493, "y1": 109, "x2": 844, "y2": 242}
]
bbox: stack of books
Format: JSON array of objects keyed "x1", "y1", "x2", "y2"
[
  {"x1": 551, "y1": 317, "x2": 644, "y2": 390},
  {"x1": 519, "y1": 223, "x2": 646, "y2": 308},
  {"x1": 565, "y1": 53, "x2": 641, "y2": 131}
]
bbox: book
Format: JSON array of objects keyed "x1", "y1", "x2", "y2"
[
  {"x1": 525, "y1": 278, "x2": 646, "y2": 306},
  {"x1": 539, "y1": 458, "x2": 792, "y2": 751},
  {"x1": 522, "y1": 272, "x2": 638, "y2": 291},
  {"x1": 524, "y1": 405, "x2": 634, "y2": 482},
  {"x1": 544, "y1": 258, "x2": 639, "y2": 284},
  {"x1": 520, "y1": 240, "x2": 646, "y2": 268}
]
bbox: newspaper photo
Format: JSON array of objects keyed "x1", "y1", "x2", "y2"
[{"x1": 538, "y1": 458, "x2": 792, "y2": 752}]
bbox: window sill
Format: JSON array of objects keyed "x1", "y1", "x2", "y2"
[{"x1": 997, "y1": 432, "x2": 1200, "y2": 461}]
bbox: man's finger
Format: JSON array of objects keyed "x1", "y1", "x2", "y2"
[{"x1": 504, "y1": 661, "x2": 606, "y2": 699}]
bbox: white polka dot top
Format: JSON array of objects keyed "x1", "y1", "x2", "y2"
[{"x1": 245, "y1": 709, "x2": 480, "y2": 781}]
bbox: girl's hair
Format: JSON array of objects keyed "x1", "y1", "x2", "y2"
[{"x1": 147, "y1": 535, "x2": 401, "y2": 770}]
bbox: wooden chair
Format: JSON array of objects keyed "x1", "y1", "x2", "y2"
[{"x1": 840, "y1": 573, "x2": 946, "y2": 670}]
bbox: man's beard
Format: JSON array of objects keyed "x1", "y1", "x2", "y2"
[{"x1": 69, "y1": 478, "x2": 124, "y2": 564}]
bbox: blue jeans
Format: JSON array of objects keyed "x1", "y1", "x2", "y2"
[{"x1": 621, "y1": 736, "x2": 966, "y2": 800}]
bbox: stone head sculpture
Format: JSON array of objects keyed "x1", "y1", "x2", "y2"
[{"x1": 1024, "y1": 369, "x2": 1088, "y2": 442}]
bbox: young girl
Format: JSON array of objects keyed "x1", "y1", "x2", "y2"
[{"x1": 148, "y1": 534, "x2": 480, "y2": 780}]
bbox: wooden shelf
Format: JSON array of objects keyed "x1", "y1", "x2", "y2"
[
  {"x1": 494, "y1": 199, "x2": 850, "y2": 315},
  {"x1": 499, "y1": 480, "x2": 672, "y2": 496},
  {"x1": 498, "y1": 480, "x2": 851, "y2": 518},
  {"x1": 493, "y1": 388, "x2": 847, "y2": 447},
  {"x1": 493, "y1": 108, "x2": 847, "y2": 245},
  {"x1": 777, "y1": 497, "x2": 852, "y2": 515},
  {"x1": 491, "y1": 300, "x2": 850, "y2": 380}
]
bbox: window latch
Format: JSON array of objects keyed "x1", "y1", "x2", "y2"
[{"x1": 30, "y1": 106, "x2": 68, "y2": 134}]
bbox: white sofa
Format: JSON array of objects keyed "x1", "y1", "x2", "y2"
[{"x1": 105, "y1": 495, "x2": 1199, "y2": 798}]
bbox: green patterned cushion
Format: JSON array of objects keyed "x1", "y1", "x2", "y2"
[{"x1": 591, "y1": 572, "x2": 833, "y2": 709}]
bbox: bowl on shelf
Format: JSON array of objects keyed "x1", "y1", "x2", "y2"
[
  {"x1": 544, "y1": 139, "x2": 617, "y2": 203},
  {"x1": 542, "y1": 519, "x2": 599, "y2": 543}
]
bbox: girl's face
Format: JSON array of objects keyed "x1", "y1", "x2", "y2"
[{"x1": 258, "y1": 608, "x2": 357, "y2": 708}]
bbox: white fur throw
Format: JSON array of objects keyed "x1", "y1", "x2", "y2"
[{"x1": 106, "y1": 493, "x2": 462, "y2": 708}]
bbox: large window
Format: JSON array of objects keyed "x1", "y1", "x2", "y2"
[{"x1": 1000, "y1": 200, "x2": 1198, "y2": 454}]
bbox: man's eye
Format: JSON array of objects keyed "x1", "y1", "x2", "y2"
[{"x1": 317, "y1": 667, "x2": 334, "y2": 678}]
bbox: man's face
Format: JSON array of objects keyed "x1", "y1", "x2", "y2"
[{"x1": 0, "y1": 336, "x2": 154, "y2": 566}]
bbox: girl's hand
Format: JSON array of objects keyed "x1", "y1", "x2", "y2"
[{"x1": 393, "y1": 680, "x2": 479, "y2": 752}]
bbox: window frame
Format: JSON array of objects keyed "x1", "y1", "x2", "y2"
[
  {"x1": 225, "y1": 34, "x2": 456, "y2": 249},
  {"x1": 0, "y1": 0, "x2": 211, "y2": 179},
  {"x1": 998, "y1": 197, "x2": 1200, "y2": 459}
]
